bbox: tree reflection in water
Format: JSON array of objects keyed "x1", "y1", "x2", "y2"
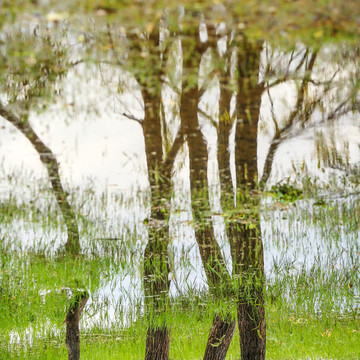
[
  {"x1": 127, "y1": 15, "x2": 359, "y2": 358},
  {"x1": 1, "y1": 5, "x2": 359, "y2": 360},
  {"x1": 123, "y1": 18, "x2": 269, "y2": 359}
]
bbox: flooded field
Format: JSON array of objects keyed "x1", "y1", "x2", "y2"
[{"x1": 1, "y1": 2, "x2": 360, "y2": 359}]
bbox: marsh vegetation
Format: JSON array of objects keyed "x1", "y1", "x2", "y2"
[{"x1": 0, "y1": 1, "x2": 360, "y2": 359}]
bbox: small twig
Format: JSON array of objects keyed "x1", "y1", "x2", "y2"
[
  {"x1": 162, "y1": 125, "x2": 186, "y2": 173},
  {"x1": 198, "y1": 108, "x2": 218, "y2": 129},
  {"x1": 118, "y1": 112, "x2": 143, "y2": 124},
  {"x1": 266, "y1": 81, "x2": 279, "y2": 137}
]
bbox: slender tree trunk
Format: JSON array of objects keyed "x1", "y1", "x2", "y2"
[
  {"x1": 1, "y1": 104, "x2": 87, "y2": 360},
  {"x1": 230, "y1": 221, "x2": 266, "y2": 360},
  {"x1": 140, "y1": 31, "x2": 172, "y2": 357},
  {"x1": 235, "y1": 39, "x2": 264, "y2": 190},
  {"x1": 181, "y1": 35, "x2": 234, "y2": 360},
  {"x1": 145, "y1": 326, "x2": 171, "y2": 360},
  {"x1": 65, "y1": 292, "x2": 88, "y2": 360},
  {"x1": 0, "y1": 102, "x2": 80, "y2": 254},
  {"x1": 202, "y1": 315, "x2": 236, "y2": 360},
  {"x1": 217, "y1": 58, "x2": 235, "y2": 208},
  {"x1": 143, "y1": 225, "x2": 171, "y2": 360},
  {"x1": 233, "y1": 39, "x2": 266, "y2": 360},
  {"x1": 143, "y1": 112, "x2": 171, "y2": 360},
  {"x1": 238, "y1": 298, "x2": 266, "y2": 360}
]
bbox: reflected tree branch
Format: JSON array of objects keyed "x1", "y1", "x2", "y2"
[
  {"x1": 261, "y1": 49, "x2": 318, "y2": 186},
  {"x1": 1, "y1": 99, "x2": 86, "y2": 360},
  {"x1": 162, "y1": 125, "x2": 185, "y2": 173},
  {"x1": 118, "y1": 111, "x2": 143, "y2": 124},
  {"x1": 198, "y1": 108, "x2": 218, "y2": 129}
]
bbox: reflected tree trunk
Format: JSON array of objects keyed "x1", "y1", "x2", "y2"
[
  {"x1": 213, "y1": 31, "x2": 266, "y2": 359},
  {"x1": 233, "y1": 38, "x2": 266, "y2": 360},
  {"x1": 180, "y1": 33, "x2": 235, "y2": 360},
  {"x1": 235, "y1": 39, "x2": 264, "y2": 189},
  {"x1": 0, "y1": 103, "x2": 87, "y2": 359},
  {"x1": 134, "y1": 29, "x2": 173, "y2": 360},
  {"x1": 142, "y1": 105, "x2": 171, "y2": 357},
  {"x1": 142, "y1": 87, "x2": 171, "y2": 359},
  {"x1": 202, "y1": 314, "x2": 236, "y2": 360},
  {"x1": 217, "y1": 48, "x2": 235, "y2": 206},
  {"x1": 0, "y1": 103, "x2": 80, "y2": 254}
]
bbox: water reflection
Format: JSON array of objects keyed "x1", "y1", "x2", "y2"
[{"x1": 0, "y1": 14, "x2": 359, "y2": 360}]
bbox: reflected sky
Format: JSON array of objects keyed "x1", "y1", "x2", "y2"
[{"x1": 1, "y1": 42, "x2": 359, "y2": 332}]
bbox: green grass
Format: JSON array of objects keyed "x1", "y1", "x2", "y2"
[
  {"x1": 1, "y1": 183, "x2": 360, "y2": 359},
  {"x1": 1, "y1": 304, "x2": 359, "y2": 359},
  {"x1": 267, "y1": 309, "x2": 360, "y2": 360}
]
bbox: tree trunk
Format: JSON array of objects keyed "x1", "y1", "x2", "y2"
[
  {"x1": 238, "y1": 298, "x2": 266, "y2": 360},
  {"x1": 140, "y1": 31, "x2": 172, "y2": 359},
  {"x1": 233, "y1": 38, "x2": 266, "y2": 360},
  {"x1": 65, "y1": 292, "x2": 88, "y2": 360},
  {"x1": 181, "y1": 34, "x2": 235, "y2": 360},
  {"x1": 203, "y1": 315, "x2": 236, "y2": 360},
  {"x1": 145, "y1": 326, "x2": 171, "y2": 360},
  {"x1": 0, "y1": 102, "x2": 80, "y2": 254},
  {"x1": 235, "y1": 39, "x2": 264, "y2": 190}
]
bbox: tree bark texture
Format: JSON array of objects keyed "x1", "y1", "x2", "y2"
[
  {"x1": 229, "y1": 221, "x2": 266, "y2": 360},
  {"x1": 65, "y1": 292, "x2": 88, "y2": 360},
  {"x1": 235, "y1": 40, "x2": 264, "y2": 190},
  {"x1": 218, "y1": 62, "x2": 235, "y2": 209},
  {"x1": 238, "y1": 297, "x2": 266, "y2": 360},
  {"x1": 213, "y1": 38, "x2": 266, "y2": 360},
  {"x1": 145, "y1": 326, "x2": 171, "y2": 360},
  {"x1": 202, "y1": 315, "x2": 236, "y2": 360},
  {"x1": 142, "y1": 94, "x2": 171, "y2": 360},
  {"x1": 140, "y1": 31, "x2": 172, "y2": 359},
  {"x1": 181, "y1": 42, "x2": 231, "y2": 290},
  {"x1": 181, "y1": 35, "x2": 235, "y2": 360}
]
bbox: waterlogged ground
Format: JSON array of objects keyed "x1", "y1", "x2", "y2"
[
  {"x1": 1, "y1": 16, "x2": 360, "y2": 360},
  {"x1": 0, "y1": 169, "x2": 359, "y2": 359}
]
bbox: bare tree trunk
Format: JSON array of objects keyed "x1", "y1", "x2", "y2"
[
  {"x1": 145, "y1": 326, "x2": 171, "y2": 360},
  {"x1": 238, "y1": 299, "x2": 266, "y2": 360},
  {"x1": 139, "y1": 30, "x2": 173, "y2": 359},
  {"x1": 202, "y1": 315, "x2": 236, "y2": 360},
  {"x1": 143, "y1": 226, "x2": 171, "y2": 360},
  {"x1": 230, "y1": 222, "x2": 266, "y2": 360},
  {"x1": 233, "y1": 38, "x2": 266, "y2": 360},
  {"x1": 235, "y1": 39, "x2": 264, "y2": 190},
  {"x1": 181, "y1": 35, "x2": 235, "y2": 360},
  {"x1": 65, "y1": 291, "x2": 88, "y2": 360},
  {"x1": 217, "y1": 51, "x2": 236, "y2": 209},
  {"x1": 142, "y1": 92, "x2": 171, "y2": 360},
  {"x1": 0, "y1": 102, "x2": 80, "y2": 254},
  {"x1": 0, "y1": 104, "x2": 88, "y2": 360}
]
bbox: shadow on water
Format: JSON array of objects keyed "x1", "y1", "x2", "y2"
[{"x1": 1, "y1": 5, "x2": 360, "y2": 360}]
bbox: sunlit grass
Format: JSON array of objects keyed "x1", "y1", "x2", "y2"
[{"x1": 1, "y1": 302, "x2": 358, "y2": 359}]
